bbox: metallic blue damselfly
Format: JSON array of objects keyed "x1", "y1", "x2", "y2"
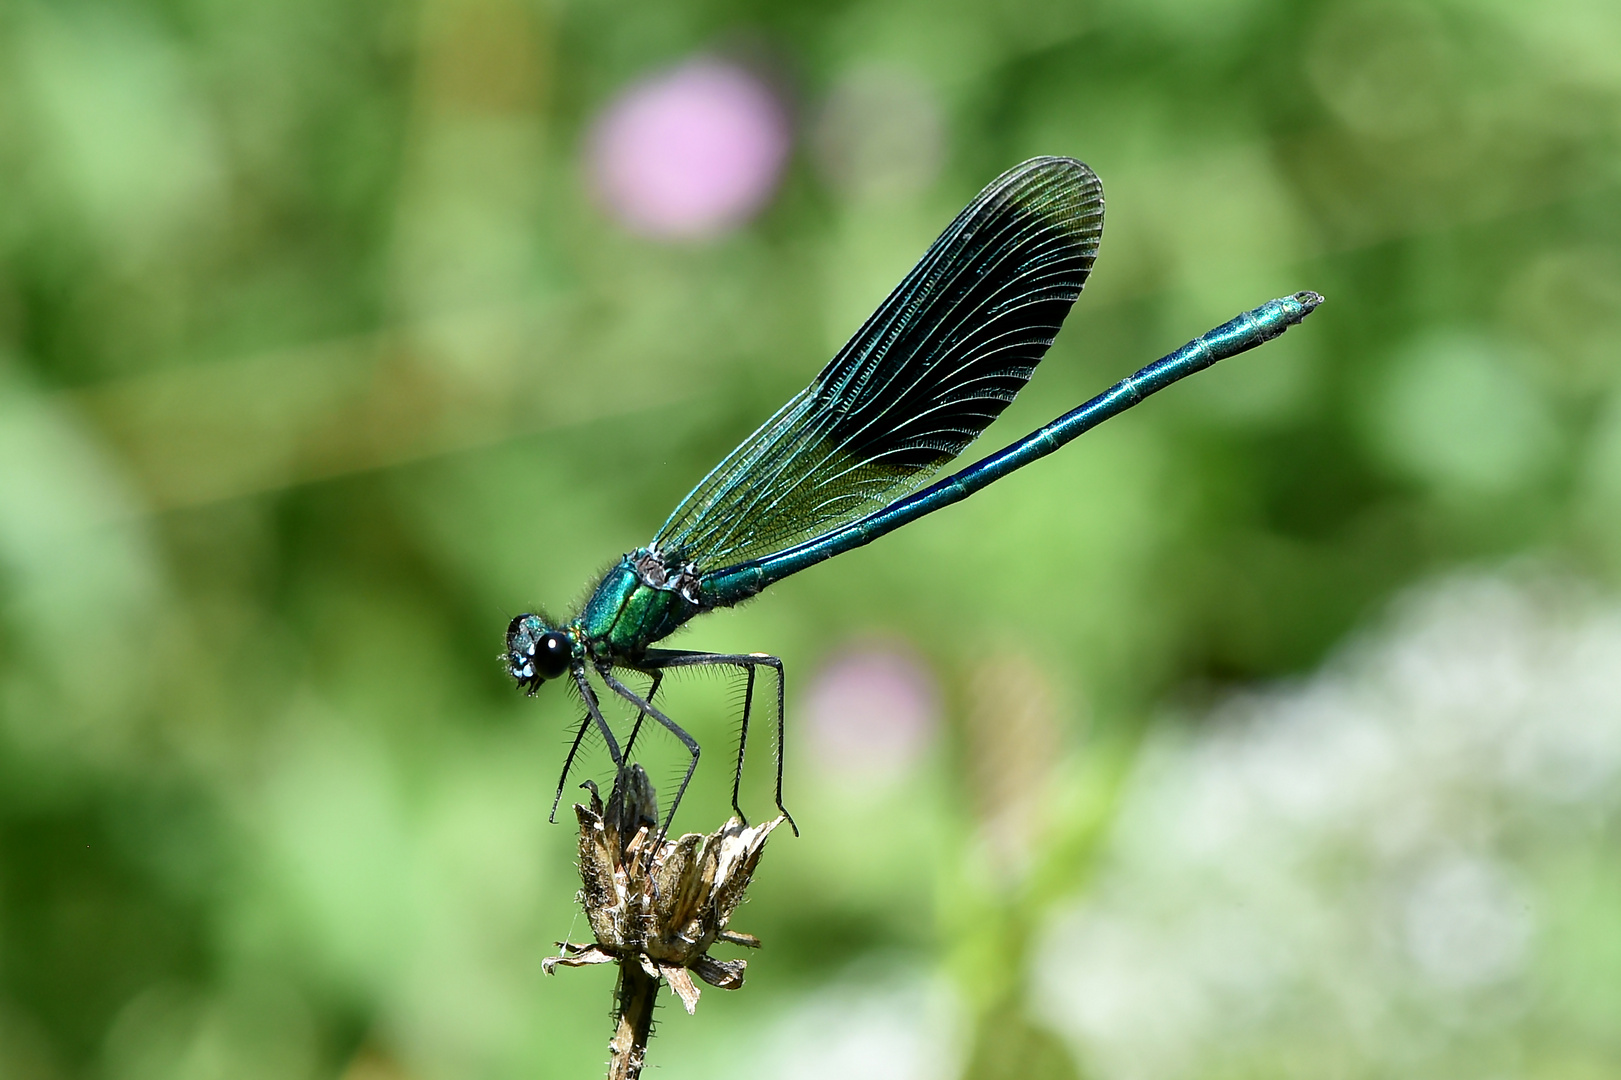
[{"x1": 506, "y1": 157, "x2": 1322, "y2": 837}]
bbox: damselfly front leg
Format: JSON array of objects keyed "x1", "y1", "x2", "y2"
[
  {"x1": 549, "y1": 713, "x2": 593, "y2": 823},
  {"x1": 559, "y1": 667, "x2": 624, "y2": 820},
  {"x1": 549, "y1": 669, "x2": 664, "y2": 825}
]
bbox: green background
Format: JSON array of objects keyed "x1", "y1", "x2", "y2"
[{"x1": 2, "y1": 0, "x2": 1619, "y2": 1076}]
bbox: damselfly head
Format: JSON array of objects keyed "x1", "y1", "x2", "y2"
[{"x1": 506, "y1": 613, "x2": 571, "y2": 692}]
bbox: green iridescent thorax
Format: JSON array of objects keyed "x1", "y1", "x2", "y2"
[{"x1": 575, "y1": 549, "x2": 703, "y2": 661}]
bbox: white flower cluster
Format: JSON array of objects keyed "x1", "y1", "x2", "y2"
[{"x1": 1035, "y1": 573, "x2": 1621, "y2": 1079}]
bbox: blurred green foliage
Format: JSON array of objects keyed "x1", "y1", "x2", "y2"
[{"x1": 1, "y1": 0, "x2": 1619, "y2": 1077}]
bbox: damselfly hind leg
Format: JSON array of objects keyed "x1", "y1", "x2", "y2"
[{"x1": 640, "y1": 649, "x2": 798, "y2": 836}]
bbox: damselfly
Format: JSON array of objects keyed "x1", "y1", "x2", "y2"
[{"x1": 506, "y1": 157, "x2": 1321, "y2": 837}]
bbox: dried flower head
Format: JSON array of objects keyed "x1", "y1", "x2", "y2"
[{"x1": 544, "y1": 766, "x2": 782, "y2": 1014}]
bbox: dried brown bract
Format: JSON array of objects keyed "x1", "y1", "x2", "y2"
[{"x1": 545, "y1": 765, "x2": 782, "y2": 1055}]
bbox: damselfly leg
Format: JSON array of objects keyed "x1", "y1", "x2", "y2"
[
  {"x1": 549, "y1": 714, "x2": 593, "y2": 823},
  {"x1": 599, "y1": 669, "x2": 700, "y2": 848},
  {"x1": 621, "y1": 670, "x2": 664, "y2": 760},
  {"x1": 548, "y1": 670, "x2": 666, "y2": 825},
  {"x1": 639, "y1": 649, "x2": 796, "y2": 836},
  {"x1": 557, "y1": 668, "x2": 624, "y2": 822}
]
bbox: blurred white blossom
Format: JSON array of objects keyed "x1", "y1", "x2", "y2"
[{"x1": 1034, "y1": 573, "x2": 1621, "y2": 1078}]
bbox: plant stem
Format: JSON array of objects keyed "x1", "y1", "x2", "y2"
[{"x1": 608, "y1": 959, "x2": 659, "y2": 1079}]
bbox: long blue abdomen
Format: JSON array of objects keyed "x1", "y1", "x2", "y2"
[{"x1": 700, "y1": 291, "x2": 1323, "y2": 607}]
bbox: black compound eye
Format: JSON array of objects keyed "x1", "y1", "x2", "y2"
[
  {"x1": 506, "y1": 614, "x2": 568, "y2": 688},
  {"x1": 534, "y1": 630, "x2": 572, "y2": 680}
]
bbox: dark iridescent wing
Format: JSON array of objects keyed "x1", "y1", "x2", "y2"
[{"x1": 653, "y1": 157, "x2": 1104, "y2": 573}]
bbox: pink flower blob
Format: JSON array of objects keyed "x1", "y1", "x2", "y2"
[
  {"x1": 588, "y1": 60, "x2": 790, "y2": 240},
  {"x1": 803, "y1": 644, "x2": 939, "y2": 782}
]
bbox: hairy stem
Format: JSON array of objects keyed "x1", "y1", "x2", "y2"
[{"x1": 608, "y1": 961, "x2": 659, "y2": 1080}]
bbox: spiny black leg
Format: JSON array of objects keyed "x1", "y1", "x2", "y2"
[
  {"x1": 765, "y1": 653, "x2": 795, "y2": 836},
  {"x1": 599, "y1": 669, "x2": 697, "y2": 849},
  {"x1": 573, "y1": 666, "x2": 623, "y2": 771},
  {"x1": 732, "y1": 665, "x2": 755, "y2": 824},
  {"x1": 549, "y1": 712, "x2": 593, "y2": 824},
  {"x1": 639, "y1": 650, "x2": 797, "y2": 837},
  {"x1": 742, "y1": 652, "x2": 795, "y2": 836},
  {"x1": 622, "y1": 670, "x2": 663, "y2": 760}
]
